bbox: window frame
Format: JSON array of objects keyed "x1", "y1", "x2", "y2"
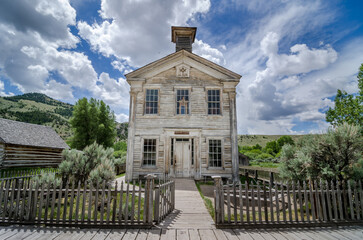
[
  {"x1": 141, "y1": 137, "x2": 158, "y2": 168},
  {"x1": 144, "y1": 88, "x2": 160, "y2": 115},
  {"x1": 206, "y1": 88, "x2": 223, "y2": 116},
  {"x1": 173, "y1": 87, "x2": 192, "y2": 116},
  {"x1": 207, "y1": 137, "x2": 224, "y2": 169},
  {"x1": 175, "y1": 88, "x2": 190, "y2": 115}
]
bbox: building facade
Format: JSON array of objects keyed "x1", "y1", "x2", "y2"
[{"x1": 126, "y1": 27, "x2": 241, "y2": 181}]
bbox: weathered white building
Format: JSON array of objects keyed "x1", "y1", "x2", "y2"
[{"x1": 125, "y1": 27, "x2": 241, "y2": 181}]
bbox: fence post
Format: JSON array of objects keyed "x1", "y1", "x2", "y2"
[
  {"x1": 145, "y1": 174, "x2": 155, "y2": 225},
  {"x1": 154, "y1": 184, "x2": 160, "y2": 223},
  {"x1": 212, "y1": 176, "x2": 222, "y2": 225},
  {"x1": 269, "y1": 172, "x2": 274, "y2": 186}
]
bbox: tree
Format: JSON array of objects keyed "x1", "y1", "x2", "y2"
[
  {"x1": 326, "y1": 63, "x2": 363, "y2": 126},
  {"x1": 279, "y1": 123, "x2": 363, "y2": 182},
  {"x1": 70, "y1": 98, "x2": 116, "y2": 149}
]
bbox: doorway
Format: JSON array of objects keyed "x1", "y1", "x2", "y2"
[{"x1": 174, "y1": 138, "x2": 191, "y2": 177}]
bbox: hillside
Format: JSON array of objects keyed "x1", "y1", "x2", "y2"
[
  {"x1": 238, "y1": 134, "x2": 306, "y2": 147},
  {"x1": 0, "y1": 93, "x2": 73, "y2": 139},
  {"x1": 0, "y1": 93, "x2": 129, "y2": 141}
]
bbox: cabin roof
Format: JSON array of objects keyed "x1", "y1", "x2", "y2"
[{"x1": 0, "y1": 118, "x2": 69, "y2": 149}]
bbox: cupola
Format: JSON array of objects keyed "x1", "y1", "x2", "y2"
[{"x1": 171, "y1": 26, "x2": 197, "y2": 53}]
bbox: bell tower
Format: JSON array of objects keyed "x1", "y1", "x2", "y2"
[{"x1": 171, "y1": 26, "x2": 197, "y2": 53}]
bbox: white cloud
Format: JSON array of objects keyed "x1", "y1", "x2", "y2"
[
  {"x1": 78, "y1": 0, "x2": 211, "y2": 67},
  {"x1": 115, "y1": 113, "x2": 129, "y2": 123},
  {"x1": 193, "y1": 39, "x2": 225, "y2": 65},
  {"x1": 0, "y1": 80, "x2": 14, "y2": 96}
]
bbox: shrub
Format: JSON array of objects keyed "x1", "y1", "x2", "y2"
[
  {"x1": 255, "y1": 153, "x2": 274, "y2": 160},
  {"x1": 59, "y1": 142, "x2": 116, "y2": 183},
  {"x1": 89, "y1": 158, "x2": 116, "y2": 186},
  {"x1": 279, "y1": 123, "x2": 363, "y2": 181},
  {"x1": 33, "y1": 172, "x2": 61, "y2": 188},
  {"x1": 114, "y1": 150, "x2": 127, "y2": 158}
]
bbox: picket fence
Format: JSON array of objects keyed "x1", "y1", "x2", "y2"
[
  {"x1": 213, "y1": 176, "x2": 363, "y2": 228},
  {"x1": 0, "y1": 174, "x2": 174, "y2": 227}
]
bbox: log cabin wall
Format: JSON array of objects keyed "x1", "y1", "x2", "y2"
[{"x1": 0, "y1": 143, "x2": 63, "y2": 168}]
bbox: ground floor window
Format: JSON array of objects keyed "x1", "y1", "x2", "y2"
[
  {"x1": 143, "y1": 139, "x2": 156, "y2": 166},
  {"x1": 209, "y1": 139, "x2": 222, "y2": 167}
]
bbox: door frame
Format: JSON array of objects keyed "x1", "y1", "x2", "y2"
[{"x1": 163, "y1": 128, "x2": 201, "y2": 179}]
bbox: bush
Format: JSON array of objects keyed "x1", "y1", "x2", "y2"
[
  {"x1": 59, "y1": 142, "x2": 116, "y2": 183},
  {"x1": 114, "y1": 150, "x2": 127, "y2": 158},
  {"x1": 279, "y1": 123, "x2": 363, "y2": 181},
  {"x1": 89, "y1": 158, "x2": 116, "y2": 186},
  {"x1": 255, "y1": 153, "x2": 274, "y2": 160},
  {"x1": 33, "y1": 172, "x2": 61, "y2": 188},
  {"x1": 113, "y1": 141, "x2": 127, "y2": 151}
]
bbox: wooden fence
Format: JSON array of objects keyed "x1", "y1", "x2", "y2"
[
  {"x1": 239, "y1": 166, "x2": 282, "y2": 184},
  {"x1": 213, "y1": 176, "x2": 363, "y2": 228},
  {"x1": 0, "y1": 168, "x2": 59, "y2": 179},
  {"x1": 0, "y1": 174, "x2": 174, "y2": 227}
]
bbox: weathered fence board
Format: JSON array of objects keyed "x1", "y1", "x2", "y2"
[
  {"x1": 0, "y1": 175, "x2": 174, "y2": 228},
  {"x1": 213, "y1": 176, "x2": 363, "y2": 228}
]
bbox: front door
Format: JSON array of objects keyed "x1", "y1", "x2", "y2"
[{"x1": 175, "y1": 139, "x2": 190, "y2": 177}]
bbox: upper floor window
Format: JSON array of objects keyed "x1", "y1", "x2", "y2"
[
  {"x1": 209, "y1": 139, "x2": 222, "y2": 167},
  {"x1": 143, "y1": 139, "x2": 156, "y2": 166},
  {"x1": 145, "y1": 89, "x2": 158, "y2": 114},
  {"x1": 176, "y1": 89, "x2": 189, "y2": 114},
  {"x1": 207, "y1": 89, "x2": 221, "y2": 115}
]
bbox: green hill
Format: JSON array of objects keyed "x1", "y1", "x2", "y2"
[
  {"x1": 0, "y1": 93, "x2": 73, "y2": 139},
  {"x1": 238, "y1": 134, "x2": 305, "y2": 148},
  {"x1": 0, "y1": 93, "x2": 129, "y2": 141}
]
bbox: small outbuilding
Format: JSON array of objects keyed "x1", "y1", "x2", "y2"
[{"x1": 0, "y1": 118, "x2": 69, "y2": 168}]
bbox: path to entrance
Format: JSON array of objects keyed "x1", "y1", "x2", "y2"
[{"x1": 157, "y1": 178, "x2": 215, "y2": 229}]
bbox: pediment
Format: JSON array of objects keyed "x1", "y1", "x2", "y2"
[{"x1": 125, "y1": 50, "x2": 241, "y2": 82}]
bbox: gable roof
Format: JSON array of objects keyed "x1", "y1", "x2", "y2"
[
  {"x1": 0, "y1": 118, "x2": 69, "y2": 149},
  {"x1": 125, "y1": 49, "x2": 242, "y2": 80}
]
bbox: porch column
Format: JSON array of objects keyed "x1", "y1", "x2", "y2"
[
  {"x1": 126, "y1": 91, "x2": 138, "y2": 181},
  {"x1": 229, "y1": 92, "x2": 239, "y2": 182}
]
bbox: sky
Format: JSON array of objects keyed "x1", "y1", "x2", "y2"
[{"x1": 0, "y1": 0, "x2": 362, "y2": 135}]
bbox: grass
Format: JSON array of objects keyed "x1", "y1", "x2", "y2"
[
  {"x1": 116, "y1": 172, "x2": 126, "y2": 178},
  {"x1": 249, "y1": 161, "x2": 280, "y2": 168},
  {"x1": 195, "y1": 181, "x2": 215, "y2": 220}
]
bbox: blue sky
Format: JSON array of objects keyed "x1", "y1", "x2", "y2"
[{"x1": 0, "y1": 0, "x2": 362, "y2": 134}]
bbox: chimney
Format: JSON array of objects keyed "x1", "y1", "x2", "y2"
[{"x1": 171, "y1": 26, "x2": 197, "y2": 53}]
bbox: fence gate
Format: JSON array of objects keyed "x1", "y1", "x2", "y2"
[{"x1": 213, "y1": 176, "x2": 363, "y2": 228}]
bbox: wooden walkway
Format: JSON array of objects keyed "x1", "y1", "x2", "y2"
[
  {"x1": 0, "y1": 226, "x2": 363, "y2": 240},
  {"x1": 158, "y1": 178, "x2": 215, "y2": 229}
]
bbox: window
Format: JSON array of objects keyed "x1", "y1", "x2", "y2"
[
  {"x1": 209, "y1": 139, "x2": 222, "y2": 167},
  {"x1": 143, "y1": 139, "x2": 156, "y2": 166},
  {"x1": 176, "y1": 89, "x2": 189, "y2": 114},
  {"x1": 207, "y1": 89, "x2": 221, "y2": 115},
  {"x1": 145, "y1": 89, "x2": 158, "y2": 114}
]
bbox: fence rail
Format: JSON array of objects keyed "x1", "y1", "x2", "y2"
[
  {"x1": 239, "y1": 166, "x2": 282, "y2": 184},
  {"x1": 213, "y1": 176, "x2": 363, "y2": 228},
  {"x1": 0, "y1": 174, "x2": 174, "y2": 227},
  {"x1": 0, "y1": 168, "x2": 59, "y2": 180}
]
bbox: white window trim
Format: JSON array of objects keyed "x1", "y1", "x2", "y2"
[
  {"x1": 143, "y1": 87, "x2": 160, "y2": 116},
  {"x1": 174, "y1": 87, "x2": 192, "y2": 116},
  {"x1": 141, "y1": 137, "x2": 159, "y2": 168},
  {"x1": 206, "y1": 137, "x2": 224, "y2": 169},
  {"x1": 205, "y1": 87, "x2": 223, "y2": 116}
]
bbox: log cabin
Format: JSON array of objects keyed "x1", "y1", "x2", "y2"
[
  {"x1": 0, "y1": 118, "x2": 69, "y2": 168},
  {"x1": 125, "y1": 27, "x2": 241, "y2": 181}
]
